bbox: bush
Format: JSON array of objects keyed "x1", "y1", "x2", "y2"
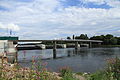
[
  {"x1": 105, "y1": 57, "x2": 120, "y2": 80},
  {"x1": 88, "y1": 57, "x2": 120, "y2": 80},
  {"x1": 59, "y1": 67, "x2": 78, "y2": 80},
  {"x1": 88, "y1": 71, "x2": 108, "y2": 80},
  {"x1": 0, "y1": 56, "x2": 60, "y2": 80}
]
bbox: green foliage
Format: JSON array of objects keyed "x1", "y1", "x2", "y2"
[
  {"x1": 72, "y1": 35, "x2": 75, "y2": 39},
  {"x1": 67, "y1": 34, "x2": 119, "y2": 45},
  {"x1": 59, "y1": 67, "x2": 78, "y2": 80},
  {"x1": 0, "y1": 57, "x2": 59, "y2": 80},
  {"x1": 90, "y1": 35, "x2": 104, "y2": 40},
  {"x1": 105, "y1": 34, "x2": 113, "y2": 39},
  {"x1": 116, "y1": 37, "x2": 120, "y2": 45},
  {"x1": 88, "y1": 71, "x2": 108, "y2": 80},
  {"x1": 67, "y1": 34, "x2": 120, "y2": 45},
  {"x1": 67, "y1": 37, "x2": 71, "y2": 39},
  {"x1": 75, "y1": 34, "x2": 89, "y2": 40},
  {"x1": 60, "y1": 67, "x2": 72, "y2": 77},
  {"x1": 105, "y1": 57, "x2": 120, "y2": 80},
  {"x1": 110, "y1": 37, "x2": 117, "y2": 45},
  {"x1": 76, "y1": 72, "x2": 83, "y2": 75},
  {"x1": 90, "y1": 34, "x2": 118, "y2": 45},
  {"x1": 88, "y1": 57, "x2": 120, "y2": 80}
]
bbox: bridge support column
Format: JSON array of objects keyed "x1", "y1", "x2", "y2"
[
  {"x1": 75, "y1": 42, "x2": 79, "y2": 50},
  {"x1": 89, "y1": 42, "x2": 92, "y2": 48},
  {"x1": 98, "y1": 42, "x2": 101, "y2": 45},
  {"x1": 15, "y1": 49, "x2": 18, "y2": 63},
  {"x1": 98, "y1": 42, "x2": 101, "y2": 47},
  {"x1": 53, "y1": 41, "x2": 57, "y2": 59},
  {"x1": 75, "y1": 42, "x2": 79, "y2": 51},
  {"x1": 15, "y1": 41, "x2": 18, "y2": 63},
  {"x1": 75, "y1": 42, "x2": 79, "y2": 54}
]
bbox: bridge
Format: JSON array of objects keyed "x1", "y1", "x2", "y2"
[
  {"x1": 13, "y1": 39, "x2": 103, "y2": 59},
  {"x1": 14, "y1": 39, "x2": 102, "y2": 43}
]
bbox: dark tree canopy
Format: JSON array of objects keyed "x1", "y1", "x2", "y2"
[
  {"x1": 67, "y1": 34, "x2": 119, "y2": 45},
  {"x1": 90, "y1": 34, "x2": 118, "y2": 45},
  {"x1": 72, "y1": 35, "x2": 75, "y2": 39},
  {"x1": 110, "y1": 37, "x2": 117, "y2": 45},
  {"x1": 105, "y1": 34, "x2": 113, "y2": 39},
  {"x1": 75, "y1": 34, "x2": 89, "y2": 40},
  {"x1": 117, "y1": 37, "x2": 120, "y2": 45},
  {"x1": 67, "y1": 36, "x2": 71, "y2": 39}
]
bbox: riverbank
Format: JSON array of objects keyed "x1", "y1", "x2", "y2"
[
  {"x1": 1, "y1": 57, "x2": 120, "y2": 80},
  {"x1": 99, "y1": 45, "x2": 120, "y2": 47},
  {"x1": 0, "y1": 62, "x2": 87, "y2": 80}
]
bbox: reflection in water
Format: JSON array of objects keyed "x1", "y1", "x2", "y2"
[
  {"x1": 67, "y1": 50, "x2": 71, "y2": 57},
  {"x1": 91, "y1": 48, "x2": 114, "y2": 56},
  {"x1": 18, "y1": 47, "x2": 120, "y2": 73}
]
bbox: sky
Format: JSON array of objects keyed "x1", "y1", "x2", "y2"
[{"x1": 0, "y1": 0, "x2": 120, "y2": 39}]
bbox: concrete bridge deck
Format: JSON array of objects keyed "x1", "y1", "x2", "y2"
[{"x1": 13, "y1": 39, "x2": 103, "y2": 43}]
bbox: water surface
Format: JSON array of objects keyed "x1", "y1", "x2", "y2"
[{"x1": 18, "y1": 47, "x2": 120, "y2": 73}]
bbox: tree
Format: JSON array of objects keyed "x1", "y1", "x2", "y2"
[
  {"x1": 90, "y1": 36, "x2": 102, "y2": 40},
  {"x1": 72, "y1": 35, "x2": 75, "y2": 40},
  {"x1": 90, "y1": 34, "x2": 115, "y2": 45},
  {"x1": 117, "y1": 37, "x2": 120, "y2": 45},
  {"x1": 110, "y1": 37, "x2": 117, "y2": 45},
  {"x1": 67, "y1": 37, "x2": 71, "y2": 39},
  {"x1": 75, "y1": 34, "x2": 89, "y2": 40},
  {"x1": 105, "y1": 34, "x2": 113, "y2": 39}
]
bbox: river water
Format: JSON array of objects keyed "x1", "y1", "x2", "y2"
[{"x1": 18, "y1": 47, "x2": 120, "y2": 73}]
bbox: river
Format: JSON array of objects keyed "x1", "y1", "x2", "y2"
[{"x1": 18, "y1": 47, "x2": 120, "y2": 73}]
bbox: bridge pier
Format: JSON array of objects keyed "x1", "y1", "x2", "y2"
[
  {"x1": 13, "y1": 41, "x2": 18, "y2": 63},
  {"x1": 89, "y1": 42, "x2": 92, "y2": 48},
  {"x1": 98, "y1": 42, "x2": 101, "y2": 45},
  {"x1": 75, "y1": 42, "x2": 79, "y2": 54},
  {"x1": 75, "y1": 42, "x2": 80, "y2": 50},
  {"x1": 53, "y1": 41, "x2": 57, "y2": 59}
]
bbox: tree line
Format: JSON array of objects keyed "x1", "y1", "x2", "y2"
[{"x1": 67, "y1": 34, "x2": 120, "y2": 45}]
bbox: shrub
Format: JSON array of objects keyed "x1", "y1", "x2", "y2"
[
  {"x1": 105, "y1": 57, "x2": 120, "y2": 80},
  {"x1": 88, "y1": 71, "x2": 108, "y2": 80},
  {"x1": 0, "y1": 56, "x2": 60, "y2": 80},
  {"x1": 88, "y1": 57, "x2": 120, "y2": 80},
  {"x1": 59, "y1": 67, "x2": 78, "y2": 80}
]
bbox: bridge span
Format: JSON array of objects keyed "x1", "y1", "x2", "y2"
[
  {"x1": 13, "y1": 39, "x2": 102, "y2": 59},
  {"x1": 14, "y1": 39, "x2": 103, "y2": 43}
]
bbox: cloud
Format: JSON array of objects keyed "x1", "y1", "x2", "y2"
[
  {"x1": 0, "y1": 0, "x2": 120, "y2": 39},
  {"x1": 108, "y1": 0, "x2": 120, "y2": 8},
  {"x1": 0, "y1": 23, "x2": 20, "y2": 31},
  {"x1": 83, "y1": 0, "x2": 105, "y2": 4},
  {"x1": 83, "y1": 0, "x2": 120, "y2": 8}
]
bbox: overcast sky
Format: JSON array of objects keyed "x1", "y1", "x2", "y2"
[{"x1": 0, "y1": 0, "x2": 120, "y2": 39}]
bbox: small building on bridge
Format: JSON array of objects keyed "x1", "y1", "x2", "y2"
[{"x1": 0, "y1": 36, "x2": 19, "y2": 40}]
